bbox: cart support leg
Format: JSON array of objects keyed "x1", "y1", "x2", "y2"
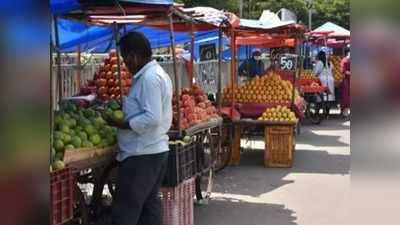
[{"x1": 230, "y1": 124, "x2": 241, "y2": 165}]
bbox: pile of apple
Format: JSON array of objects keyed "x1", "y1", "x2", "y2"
[
  {"x1": 172, "y1": 84, "x2": 217, "y2": 130},
  {"x1": 330, "y1": 55, "x2": 344, "y2": 85},
  {"x1": 223, "y1": 71, "x2": 300, "y2": 104},
  {"x1": 258, "y1": 105, "x2": 298, "y2": 123},
  {"x1": 92, "y1": 50, "x2": 132, "y2": 101}
]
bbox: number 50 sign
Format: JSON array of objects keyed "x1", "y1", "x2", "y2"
[{"x1": 280, "y1": 55, "x2": 297, "y2": 71}]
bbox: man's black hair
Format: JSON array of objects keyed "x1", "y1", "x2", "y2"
[
  {"x1": 344, "y1": 47, "x2": 350, "y2": 55},
  {"x1": 118, "y1": 31, "x2": 152, "y2": 59},
  {"x1": 317, "y1": 50, "x2": 330, "y2": 68}
]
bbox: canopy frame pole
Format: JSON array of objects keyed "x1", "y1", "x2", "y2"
[
  {"x1": 112, "y1": 22, "x2": 124, "y2": 104},
  {"x1": 50, "y1": 37, "x2": 55, "y2": 157},
  {"x1": 292, "y1": 35, "x2": 303, "y2": 112},
  {"x1": 190, "y1": 19, "x2": 195, "y2": 87},
  {"x1": 77, "y1": 44, "x2": 82, "y2": 91},
  {"x1": 217, "y1": 26, "x2": 223, "y2": 111},
  {"x1": 169, "y1": 11, "x2": 181, "y2": 137},
  {"x1": 230, "y1": 29, "x2": 236, "y2": 118},
  {"x1": 53, "y1": 16, "x2": 63, "y2": 102}
]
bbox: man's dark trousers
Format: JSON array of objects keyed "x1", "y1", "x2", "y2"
[{"x1": 112, "y1": 151, "x2": 168, "y2": 225}]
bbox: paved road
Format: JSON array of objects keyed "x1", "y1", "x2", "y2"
[{"x1": 195, "y1": 118, "x2": 350, "y2": 225}]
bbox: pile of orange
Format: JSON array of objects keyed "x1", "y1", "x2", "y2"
[
  {"x1": 258, "y1": 105, "x2": 298, "y2": 123},
  {"x1": 223, "y1": 71, "x2": 300, "y2": 104},
  {"x1": 299, "y1": 70, "x2": 317, "y2": 80},
  {"x1": 330, "y1": 55, "x2": 344, "y2": 85}
]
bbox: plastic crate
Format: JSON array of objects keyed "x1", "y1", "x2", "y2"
[
  {"x1": 163, "y1": 142, "x2": 197, "y2": 187},
  {"x1": 160, "y1": 178, "x2": 195, "y2": 225},
  {"x1": 264, "y1": 125, "x2": 295, "y2": 168},
  {"x1": 50, "y1": 167, "x2": 74, "y2": 225}
]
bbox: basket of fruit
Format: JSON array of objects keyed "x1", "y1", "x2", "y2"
[{"x1": 52, "y1": 101, "x2": 120, "y2": 169}]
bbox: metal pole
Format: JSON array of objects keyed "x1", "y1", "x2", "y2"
[
  {"x1": 239, "y1": 0, "x2": 243, "y2": 17},
  {"x1": 77, "y1": 44, "x2": 82, "y2": 90},
  {"x1": 230, "y1": 29, "x2": 236, "y2": 118},
  {"x1": 217, "y1": 27, "x2": 223, "y2": 111},
  {"x1": 169, "y1": 12, "x2": 182, "y2": 136},
  {"x1": 190, "y1": 19, "x2": 195, "y2": 87},
  {"x1": 50, "y1": 40, "x2": 54, "y2": 157},
  {"x1": 53, "y1": 16, "x2": 63, "y2": 101},
  {"x1": 113, "y1": 22, "x2": 124, "y2": 103},
  {"x1": 292, "y1": 36, "x2": 303, "y2": 111}
]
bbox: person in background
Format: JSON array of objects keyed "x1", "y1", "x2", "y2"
[
  {"x1": 314, "y1": 50, "x2": 335, "y2": 115},
  {"x1": 340, "y1": 46, "x2": 351, "y2": 117},
  {"x1": 109, "y1": 32, "x2": 173, "y2": 225},
  {"x1": 238, "y1": 49, "x2": 265, "y2": 81}
]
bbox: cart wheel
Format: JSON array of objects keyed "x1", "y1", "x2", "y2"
[
  {"x1": 195, "y1": 169, "x2": 213, "y2": 203},
  {"x1": 89, "y1": 161, "x2": 117, "y2": 221},
  {"x1": 74, "y1": 185, "x2": 90, "y2": 225},
  {"x1": 296, "y1": 122, "x2": 301, "y2": 135},
  {"x1": 307, "y1": 102, "x2": 323, "y2": 125},
  {"x1": 213, "y1": 124, "x2": 232, "y2": 173},
  {"x1": 195, "y1": 131, "x2": 215, "y2": 202}
]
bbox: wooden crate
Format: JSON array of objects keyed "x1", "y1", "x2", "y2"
[
  {"x1": 264, "y1": 125, "x2": 295, "y2": 168},
  {"x1": 63, "y1": 146, "x2": 116, "y2": 169}
]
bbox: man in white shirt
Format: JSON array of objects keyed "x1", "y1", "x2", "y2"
[{"x1": 110, "y1": 32, "x2": 173, "y2": 225}]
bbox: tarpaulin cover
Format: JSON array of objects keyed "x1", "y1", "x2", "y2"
[
  {"x1": 239, "y1": 18, "x2": 295, "y2": 31},
  {"x1": 236, "y1": 35, "x2": 296, "y2": 48},
  {"x1": 312, "y1": 22, "x2": 350, "y2": 37},
  {"x1": 50, "y1": 0, "x2": 174, "y2": 15},
  {"x1": 57, "y1": 18, "x2": 219, "y2": 54}
]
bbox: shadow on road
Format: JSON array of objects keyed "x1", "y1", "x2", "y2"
[
  {"x1": 195, "y1": 197, "x2": 297, "y2": 225},
  {"x1": 296, "y1": 130, "x2": 349, "y2": 147},
  {"x1": 212, "y1": 148, "x2": 349, "y2": 197}
]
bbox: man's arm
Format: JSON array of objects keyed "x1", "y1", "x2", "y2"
[{"x1": 128, "y1": 75, "x2": 163, "y2": 133}]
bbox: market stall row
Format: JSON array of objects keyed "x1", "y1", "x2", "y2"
[
  {"x1": 50, "y1": 1, "x2": 350, "y2": 225},
  {"x1": 50, "y1": 1, "x2": 236, "y2": 225}
]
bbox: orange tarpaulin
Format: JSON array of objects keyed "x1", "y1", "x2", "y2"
[{"x1": 236, "y1": 36, "x2": 296, "y2": 48}]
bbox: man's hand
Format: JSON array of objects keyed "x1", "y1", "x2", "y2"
[{"x1": 106, "y1": 118, "x2": 131, "y2": 130}]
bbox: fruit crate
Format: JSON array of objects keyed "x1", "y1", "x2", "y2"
[
  {"x1": 264, "y1": 125, "x2": 295, "y2": 168},
  {"x1": 163, "y1": 142, "x2": 197, "y2": 187},
  {"x1": 160, "y1": 178, "x2": 195, "y2": 225},
  {"x1": 63, "y1": 146, "x2": 116, "y2": 169},
  {"x1": 50, "y1": 167, "x2": 74, "y2": 225}
]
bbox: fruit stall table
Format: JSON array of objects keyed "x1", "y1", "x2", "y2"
[{"x1": 230, "y1": 119, "x2": 296, "y2": 167}]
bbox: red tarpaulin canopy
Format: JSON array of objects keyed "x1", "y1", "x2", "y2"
[{"x1": 235, "y1": 34, "x2": 296, "y2": 48}]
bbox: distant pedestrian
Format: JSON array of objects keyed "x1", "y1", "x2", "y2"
[{"x1": 340, "y1": 46, "x2": 351, "y2": 117}]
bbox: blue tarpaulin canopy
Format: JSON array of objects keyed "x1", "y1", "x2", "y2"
[
  {"x1": 57, "y1": 18, "x2": 219, "y2": 54},
  {"x1": 50, "y1": 0, "x2": 174, "y2": 15}
]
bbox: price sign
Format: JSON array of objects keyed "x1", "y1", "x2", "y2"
[
  {"x1": 280, "y1": 54, "x2": 297, "y2": 71},
  {"x1": 199, "y1": 43, "x2": 217, "y2": 61}
]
